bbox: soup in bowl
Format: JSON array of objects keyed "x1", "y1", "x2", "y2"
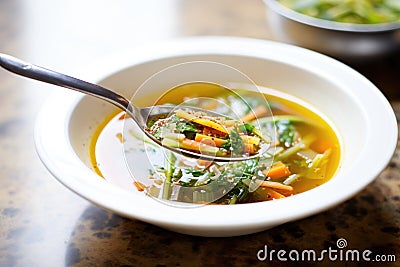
[
  {"x1": 34, "y1": 37, "x2": 397, "y2": 236},
  {"x1": 93, "y1": 81, "x2": 341, "y2": 205}
]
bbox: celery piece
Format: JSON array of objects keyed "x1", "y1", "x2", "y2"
[
  {"x1": 229, "y1": 195, "x2": 238, "y2": 205},
  {"x1": 162, "y1": 152, "x2": 176, "y2": 200},
  {"x1": 275, "y1": 134, "x2": 316, "y2": 161},
  {"x1": 283, "y1": 174, "x2": 301, "y2": 185},
  {"x1": 162, "y1": 137, "x2": 220, "y2": 155},
  {"x1": 254, "y1": 115, "x2": 305, "y2": 125},
  {"x1": 128, "y1": 129, "x2": 158, "y2": 147},
  {"x1": 161, "y1": 132, "x2": 185, "y2": 141},
  {"x1": 161, "y1": 137, "x2": 181, "y2": 149},
  {"x1": 305, "y1": 148, "x2": 332, "y2": 179}
]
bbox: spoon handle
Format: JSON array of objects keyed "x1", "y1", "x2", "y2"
[{"x1": 0, "y1": 53, "x2": 130, "y2": 111}]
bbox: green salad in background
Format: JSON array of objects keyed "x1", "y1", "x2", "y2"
[{"x1": 278, "y1": 0, "x2": 400, "y2": 24}]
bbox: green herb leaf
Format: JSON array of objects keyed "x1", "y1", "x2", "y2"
[
  {"x1": 220, "y1": 138, "x2": 231, "y2": 150},
  {"x1": 184, "y1": 168, "x2": 207, "y2": 177},
  {"x1": 238, "y1": 123, "x2": 255, "y2": 134},
  {"x1": 230, "y1": 127, "x2": 245, "y2": 155},
  {"x1": 227, "y1": 180, "x2": 249, "y2": 203},
  {"x1": 170, "y1": 114, "x2": 200, "y2": 136},
  {"x1": 147, "y1": 119, "x2": 156, "y2": 128},
  {"x1": 275, "y1": 119, "x2": 295, "y2": 147}
]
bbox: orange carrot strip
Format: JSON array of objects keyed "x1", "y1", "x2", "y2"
[
  {"x1": 264, "y1": 188, "x2": 286, "y2": 199},
  {"x1": 241, "y1": 105, "x2": 268, "y2": 123},
  {"x1": 244, "y1": 143, "x2": 255, "y2": 155},
  {"x1": 181, "y1": 138, "x2": 203, "y2": 151},
  {"x1": 195, "y1": 133, "x2": 227, "y2": 147},
  {"x1": 259, "y1": 180, "x2": 293, "y2": 192},
  {"x1": 180, "y1": 138, "x2": 219, "y2": 154},
  {"x1": 202, "y1": 127, "x2": 228, "y2": 138},
  {"x1": 175, "y1": 109, "x2": 228, "y2": 133},
  {"x1": 133, "y1": 181, "x2": 146, "y2": 192},
  {"x1": 262, "y1": 162, "x2": 291, "y2": 179},
  {"x1": 197, "y1": 159, "x2": 213, "y2": 168}
]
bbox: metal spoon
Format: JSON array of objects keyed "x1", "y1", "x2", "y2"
[{"x1": 0, "y1": 53, "x2": 263, "y2": 162}]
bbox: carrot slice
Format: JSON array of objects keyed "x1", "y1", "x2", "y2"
[
  {"x1": 133, "y1": 181, "x2": 146, "y2": 192},
  {"x1": 264, "y1": 188, "x2": 286, "y2": 199},
  {"x1": 195, "y1": 133, "x2": 227, "y2": 147},
  {"x1": 180, "y1": 138, "x2": 219, "y2": 155},
  {"x1": 241, "y1": 105, "x2": 268, "y2": 123},
  {"x1": 197, "y1": 159, "x2": 213, "y2": 168},
  {"x1": 202, "y1": 127, "x2": 228, "y2": 138},
  {"x1": 175, "y1": 109, "x2": 228, "y2": 134},
  {"x1": 262, "y1": 161, "x2": 291, "y2": 179},
  {"x1": 244, "y1": 143, "x2": 255, "y2": 155},
  {"x1": 259, "y1": 180, "x2": 293, "y2": 192}
]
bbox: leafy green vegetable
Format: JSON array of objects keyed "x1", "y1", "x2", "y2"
[
  {"x1": 241, "y1": 158, "x2": 260, "y2": 176},
  {"x1": 251, "y1": 115, "x2": 303, "y2": 144},
  {"x1": 254, "y1": 116, "x2": 300, "y2": 147},
  {"x1": 147, "y1": 119, "x2": 156, "y2": 128},
  {"x1": 275, "y1": 119, "x2": 295, "y2": 147},
  {"x1": 184, "y1": 168, "x2": 208, "y2": 177},
  {"x1": 178, "y1": 176, "x2": 198, "y2": 187},
  {"x1": 230, "y1": 127, "x2": 245, "y2": 155},
  {"x1": 175, "y1": 121, "x2": 199, "y2": 134},
  {"x1": 278, "y1": 0, "x2": 400, "y2": 24},
  {"x1": 220, "y1": 138, "x2": 231, "y2": 150},
  {"x1": 218, "y1": 127, "x2": 253, "y2": 152},
  {"x1": 213, "y1": 159, "x2": 259, "y2": 204},
  {"x1": 170, "y1": 115, "x2": 199, "y2": 134},
  {"x1": 227, "y1": 180, "x2": 249, "y2": 204},
  {"x1": 238, "y1": 123, "x2": 255, "y2": 134}
]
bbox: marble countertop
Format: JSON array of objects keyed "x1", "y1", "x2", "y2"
[{"x1": 0, "y1": 0, "x2": 399, "y2": 266}]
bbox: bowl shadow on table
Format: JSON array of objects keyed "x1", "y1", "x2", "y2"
[{"x1": 65, "y1": 170, "x2": 400, "y2": 267}]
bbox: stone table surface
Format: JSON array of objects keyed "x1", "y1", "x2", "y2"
[{"x1": 0, "y1": 0, "x2": 399, "y2": 266}]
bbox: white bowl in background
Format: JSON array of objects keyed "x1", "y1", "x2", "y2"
[{"x1": 34, "y1": 37, "x2": 397, "y2": 237}]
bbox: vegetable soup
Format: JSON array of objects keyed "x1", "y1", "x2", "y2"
[{"x1": 90, "y1": 83, "x2": 341, "y2": 204}]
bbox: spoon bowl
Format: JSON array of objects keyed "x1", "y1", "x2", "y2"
[{"x1": 0, "y1": 53, "x2": 264, "y2": 162}]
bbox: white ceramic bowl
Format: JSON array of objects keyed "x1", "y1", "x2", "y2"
[{"x1": 35, "y1": 37, "x2": 397, "y2": 237}]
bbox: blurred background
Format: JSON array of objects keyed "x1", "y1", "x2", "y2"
[
  {"x1": 2, "y1": 0, "x2": 269, "y2": 68},
  {"x1": 0, "y1": 1, "x2": 399, "y2": 266},
  {"x1": 2, "y1": 0, "x2": 399, "y2": 96}
]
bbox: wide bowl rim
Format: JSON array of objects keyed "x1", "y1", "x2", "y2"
[
  {"x1": 263, "y1": 0, "x2": 400, "y2": 32},
  {"x1": 34, "y1": 36, "x2": 398, "y2": 236}
]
